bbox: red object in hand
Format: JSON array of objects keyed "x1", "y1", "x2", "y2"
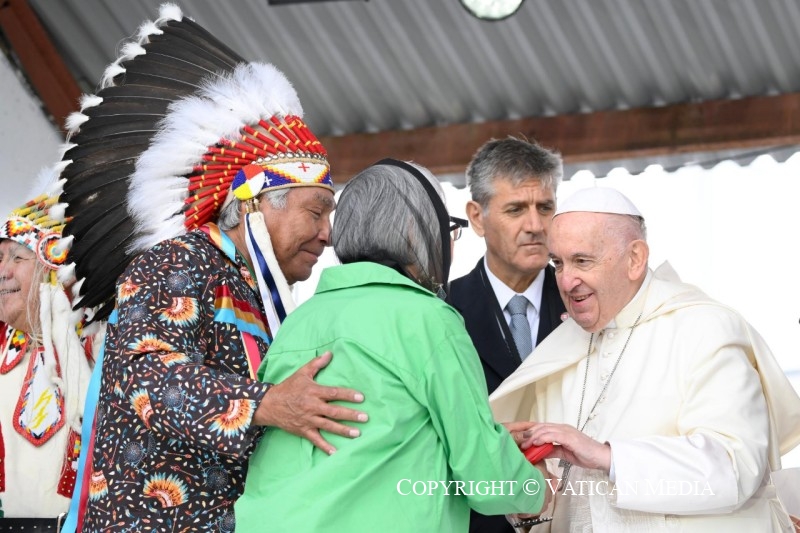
[{"x1": 523, "y1": 442, "x2": 554, "y2": 464}]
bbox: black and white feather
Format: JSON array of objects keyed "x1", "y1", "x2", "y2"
[{"x1": 56, "y1": 3, "x2": 302, "y2": 321}]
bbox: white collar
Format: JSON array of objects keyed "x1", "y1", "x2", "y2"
[{"x1": 483, "y1": 257, "x2": 546, "y2": 312}]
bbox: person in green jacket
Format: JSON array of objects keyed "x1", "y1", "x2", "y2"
[{"x1": 235, "y1": 159, "x2": 548, "y2": 532}]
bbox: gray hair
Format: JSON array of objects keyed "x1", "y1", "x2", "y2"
[
  {"x1": 467, "y1": 136, "x2": 563, "y2": 210},
  {"x1": 217, "y1": 188, "x2": 290, "y2": 230},
  {"x1": 332, "y1": 162, "x2": 447, "y2": 292}
]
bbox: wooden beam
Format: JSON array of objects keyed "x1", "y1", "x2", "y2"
[
  {"x1": 321, "y1": 92, "x2": 800, "y2": 182},
  {"x1": 0, "y1": 0, "x2": 81, "y2": 132},
  {"x1": 4, "y1": 1, "x2": 797, "y2": 182}
]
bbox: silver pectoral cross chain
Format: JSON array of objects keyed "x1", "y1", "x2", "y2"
[{"x1": 556, "y1": 312, "x2": 642, "y2": 492}]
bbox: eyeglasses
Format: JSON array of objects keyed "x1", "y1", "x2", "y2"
[{"x1": 448, "y1": 216, "x2": 469, "y2": 241}]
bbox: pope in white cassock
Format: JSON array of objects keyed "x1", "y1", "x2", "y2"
[{"x1": 490, "y1": 187, "x2": 800, "y2": 532}]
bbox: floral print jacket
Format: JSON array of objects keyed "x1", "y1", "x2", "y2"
[{"x1": 84, "y1": 224, "x2": 271, "y2": 532}]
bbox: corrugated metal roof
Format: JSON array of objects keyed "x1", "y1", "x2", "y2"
[{"x1": 28, "y1": 0, "x2": 800, "y2": 179}]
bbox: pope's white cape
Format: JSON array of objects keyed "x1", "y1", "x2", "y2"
[
  {"x1": 490, "y1": 262, "x2": 800, "y2": 467},
  {"x1": 489, "y1": 262, "x2": 800, "y2": 531}
]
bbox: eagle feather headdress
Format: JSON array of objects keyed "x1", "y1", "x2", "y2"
[{"x1": 56, "y1": 3, "x2": 333, "y2": 322}]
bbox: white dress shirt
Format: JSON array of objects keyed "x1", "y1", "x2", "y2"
[{"x1": 483, "y1": 257, "x2": 545, "y2": 348}]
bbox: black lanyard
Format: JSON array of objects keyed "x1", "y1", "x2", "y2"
[{"x1": 478, "y1": 261, "x2": 523, "y2": 363}]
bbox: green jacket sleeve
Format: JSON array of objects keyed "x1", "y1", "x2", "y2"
[{"x1": 418, "y1": 315, "x2": 546, "y2": 516}]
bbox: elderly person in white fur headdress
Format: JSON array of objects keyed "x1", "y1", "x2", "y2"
[{"x1": 0, "y1": 178, "x2": 97, "y2": 527}]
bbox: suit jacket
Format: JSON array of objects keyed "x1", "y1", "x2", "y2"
[{"x1": 447, "y1": 259, "x2": 566, "y2": 395}]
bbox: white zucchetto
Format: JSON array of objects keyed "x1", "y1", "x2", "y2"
[{"x1": 555, "y1": 186, "x2": 643, "y2": 218}]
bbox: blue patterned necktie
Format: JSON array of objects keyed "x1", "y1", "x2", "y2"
[{"x1": 507, "y1": 294, "x2": 533, "y2": 360}]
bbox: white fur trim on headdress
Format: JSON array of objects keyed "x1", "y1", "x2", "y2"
[
  {"x1": 99, "y1": 64, "x2": 126, "y2": 90},
  {"x1": 50, "y1": 203, "x2": 67, "y2": 223},
  {"x1": 26, "y1": 164, "x2": 65, "y2": 202},
  {"x1": 155, "y1": 3, "x2": 184, "y2": 26},
  {"x1": 57, "y1": 262, "x2": 76, "y2": 287},
  {"x1": 127, "y1": 62, "x2": 304, "y2": 254},
  {"x1": 99, "y1": 4, "x2": 183, "y2": 90},
  {"x1": 79, "y1": 94, "x2": 103, "y2": 111},
  {"x1": 65, "y1": 112, "x2": 89, "y2": 132}
]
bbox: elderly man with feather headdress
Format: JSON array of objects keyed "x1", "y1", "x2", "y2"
[
  {"x1": 0, "y1": 179, "x2": 98, "y2": 529},
  {"x1": 56, "y1": 5, "x2": 367, "y2": 532}
]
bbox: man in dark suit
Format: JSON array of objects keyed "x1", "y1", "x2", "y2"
[{"x1": 447, "y1": 137, "x2": 566, "y2": 533}]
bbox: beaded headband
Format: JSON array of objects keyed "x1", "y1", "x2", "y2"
[
  {"x1": 0, "y1": 194, "x2": 68, "y2": 270},
  {"x1": 192, "y1": 114, "x2": 332, "y2": 225}
]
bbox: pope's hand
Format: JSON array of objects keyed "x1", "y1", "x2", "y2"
[
  {"x1": 502, "y1": 421, "x2": 536, "y2": 447},
  {"x1": 522, "y1": 423, "x2": 612, "y2": 473}
]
